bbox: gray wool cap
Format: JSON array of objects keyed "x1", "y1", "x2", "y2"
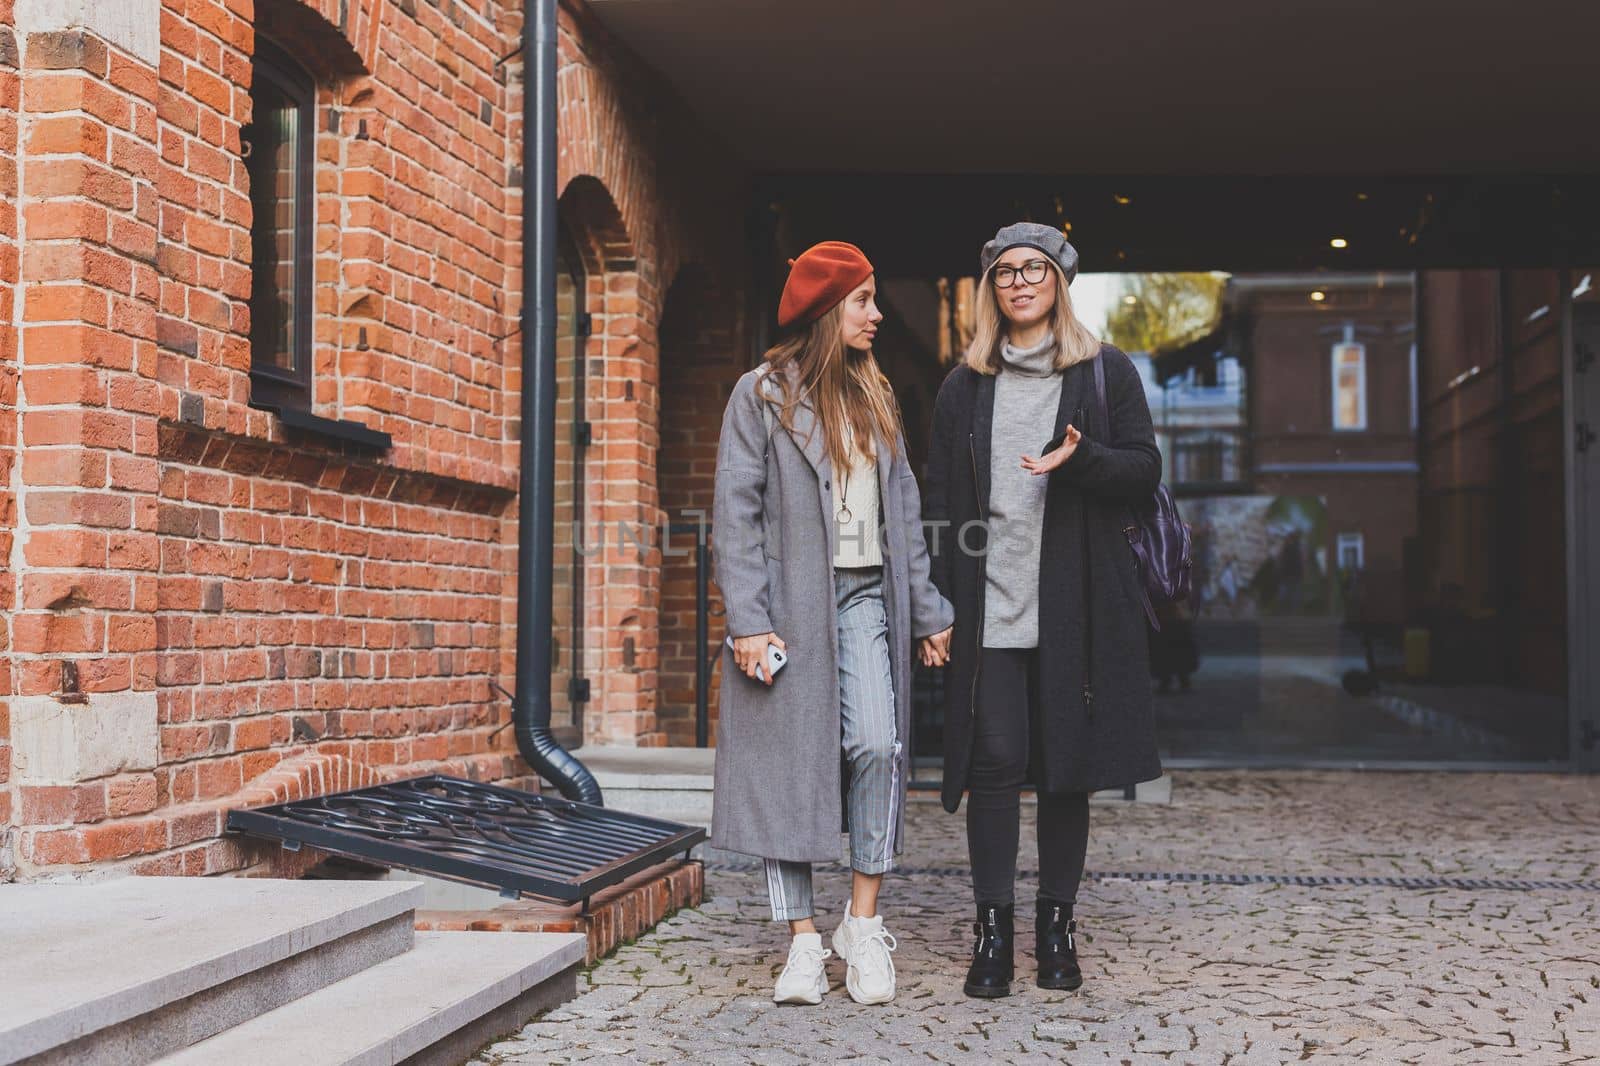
[{"x1": 980, "y1": 222, "x2": 1079, "y2": 285}]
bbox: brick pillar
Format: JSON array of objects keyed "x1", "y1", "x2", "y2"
[
  {"x1": 0, "y1": 0, "x2": 19, "y2": 871},
  {"x1": 589, "y1": 264, "x2": 666, "y2": 747},
  {"x1": 7, "y1": 0, "x2": 164, "y2": 872},
  {"x1": 551, "y1": 175, "x2": 668, "y2": 749}
]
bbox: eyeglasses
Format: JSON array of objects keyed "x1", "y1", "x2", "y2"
[{"x1": 990, "y1": 259, "x2": 1051, "y2": 289}]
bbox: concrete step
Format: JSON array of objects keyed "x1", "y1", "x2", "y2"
[
  {"x1": 0, "y1": 877, "x2": 421, "y2": 1066},
  {"x1": 584, "y1": 745, "x2": 1171, "y2": 828},
  {"x1": 582, "y1": 745, "x2": 717, "y2": 827},
  {"x1": 153, "y1": 931, "x2": 586, "y2": 1066}
]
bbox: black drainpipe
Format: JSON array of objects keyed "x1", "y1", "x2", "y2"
[{"x1": 513, "y1": 0, "x2": 603, "y2": 805}]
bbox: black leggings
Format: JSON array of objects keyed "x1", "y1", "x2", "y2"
[{"x1": 966, "y1": 646, "x2": 1089, "y2": 907}]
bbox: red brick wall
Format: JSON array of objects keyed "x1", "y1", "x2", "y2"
[
  {"x1": 0, "y1": 0, "x2": 18, "y2": 873},
  {"x1": 1247, "y1": 281, "x2": 1416, "y2": 462},
  {"x1": 543, "y1": 1, "x2": 748, "y2": 747},
  {"x1": 656, "y1": 266, "x2": 738, "y2": 746},
  {"x1": 1242, "y1": 280, "x2": 1418, "y2": 625},
  {"x1": 2, "y1": 0, "x2": 748, "y2": 880},
  {"x1": 6, "y1": 8, "x2": 167, "y2": 874}
]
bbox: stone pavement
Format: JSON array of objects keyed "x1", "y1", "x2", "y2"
[{"x1": 473, "y1": 772, "x2": 1600, "y2": 1064}]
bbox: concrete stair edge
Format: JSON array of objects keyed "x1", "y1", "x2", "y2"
[
  {"x1": 0, "y1": 878, "x2": 424, "y2": 1066},
  {"x1": 152, "y1": 931, "x2": 588, "y2": 1066}
]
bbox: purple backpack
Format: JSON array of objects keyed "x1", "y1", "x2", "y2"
[{"x1": 1092, "y1": 354, "x2": 1193, "y2": 631}]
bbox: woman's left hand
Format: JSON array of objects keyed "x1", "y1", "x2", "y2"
[
  {"x1": 918, "y1": 626, "x2": 953, "y2": 668},
  {"x1": 1021, "y1": 424, "x2": 1081, "y2": 476}
]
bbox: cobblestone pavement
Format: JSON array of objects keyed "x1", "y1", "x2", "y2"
[{"x1": 475, "y1": 772, "x2": 1600, "y2": 1064}]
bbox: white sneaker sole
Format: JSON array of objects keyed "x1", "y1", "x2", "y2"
[
  {"x1": 844, "y1": 977, "x2": 894, "y2": 1005},
  {"x1": 773, "y1": 984, "x2": 824, "y2": 1006}
]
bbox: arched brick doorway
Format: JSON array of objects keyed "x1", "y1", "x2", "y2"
[{"x1": 554, "y1": 175, "x2": 663, "y2": 747}]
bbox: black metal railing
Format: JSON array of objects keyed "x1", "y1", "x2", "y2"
[{"x1": 668, "y1": 521, "x2": 716, "y2": 747}]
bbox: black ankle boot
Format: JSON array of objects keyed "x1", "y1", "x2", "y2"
[
  {"x1": 1035, "y1": 897, "x2": 1082, "y2": 991},
  {"x1": 963, "y1": 902, "x2": 1014, "y2": 998}
]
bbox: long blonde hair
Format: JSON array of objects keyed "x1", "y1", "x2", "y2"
[
  {"x1": 964, "y1": 259, "x2": 1101, "y2": 374},
  {"x1": 763, "y1": 303, "x2": 901, "y2": 472}
]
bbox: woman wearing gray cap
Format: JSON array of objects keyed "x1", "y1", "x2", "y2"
[{"x1": 922, "y1": 223, "x2": 1163, "y2": 998}]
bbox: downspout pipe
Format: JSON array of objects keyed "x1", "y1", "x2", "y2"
[{"x1": 514, "y1": 0, "x2": 603, "y2": 805}]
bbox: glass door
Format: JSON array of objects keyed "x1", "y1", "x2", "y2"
[
  {"x1": 1570, "y1": 271, "x2": 1600, "y2": 769},
  {"x1": 1094, "y1": 269, "x2": 1572, "y2": 765}
]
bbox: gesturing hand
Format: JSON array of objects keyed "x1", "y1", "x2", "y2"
[
  {"x1": 918, "y1": 626, "x2": 953, "y2": 668},
  {"x1": 732, "y1": 632, "x2": 785, "y2": 686},
  {"x1": 1021, "y1": 424, "x2": 1081, "y2": 476}
]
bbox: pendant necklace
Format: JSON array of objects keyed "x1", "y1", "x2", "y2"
[{"x1": 836, "y1": 423, "x2": 854, "y2": 526}]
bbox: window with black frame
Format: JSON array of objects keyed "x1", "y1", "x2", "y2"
[{"x1": 244, "y1": 41, "x2": 314, "y2": 409}]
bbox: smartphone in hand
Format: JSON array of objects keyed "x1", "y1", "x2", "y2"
[{"x1": 725, "y1": 635, "x2": 787, "y2": 683}]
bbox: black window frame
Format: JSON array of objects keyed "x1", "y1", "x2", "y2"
[{"x1": 244, "y1": 39, "x2": 316, "y2": 410}]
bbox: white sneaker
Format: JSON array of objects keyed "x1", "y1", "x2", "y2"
[
  {"x1": 831, "y1": 906, "x2": 898, "y2": 1005},
  {"x1": 773, "y1": 932, "x2": 832, "y2": 1005}
]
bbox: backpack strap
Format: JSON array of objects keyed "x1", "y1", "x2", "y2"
[{"x1": 1090, "y1": 349, "x2": 1162, "y2": 630}]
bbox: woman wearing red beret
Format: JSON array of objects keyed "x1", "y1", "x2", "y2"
[{"x1": 711, "y1": 241, "x2": 954, "y2": 1006}]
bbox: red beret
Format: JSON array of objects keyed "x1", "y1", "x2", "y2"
[{"x1": 777, "y1": 241, "x2": 874, "y2": 329}]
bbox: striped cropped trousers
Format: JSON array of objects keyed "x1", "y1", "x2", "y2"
[{"x1": 765, "y1": 564, "x2": 899, "y2": 921}]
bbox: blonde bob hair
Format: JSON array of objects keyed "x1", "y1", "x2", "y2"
[{"x1": 964, "y1": 258, "x2": 1101, "y2": 374}]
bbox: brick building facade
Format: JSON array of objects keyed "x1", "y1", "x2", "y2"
[
  {"x1": 0, "y1": 0, "x2": 746, "y2": 881},
  {"x1": 5, "y1": 2, "x2": 1595, "y2": 884},
  {"x1": 1237, "y1": 274, "x2": 1420, "y2": 629}
]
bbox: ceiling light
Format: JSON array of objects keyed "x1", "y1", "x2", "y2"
[
  {"x1": 1309, "y1": 291, "x2": 1327, "y2": 302},
  {"x1": 1123, "y1": 295, "x2": 1138, "y2": 305},
  {"x1": 1330, "y1": 237, "x2": 1348, "y2": 249},
  {"x1": 1113, "y1": 194, "x2": 1133, "y2": 206}
]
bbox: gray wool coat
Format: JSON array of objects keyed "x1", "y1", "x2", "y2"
[{"x1": 710, "y1": 364, "x2": 954, "y2": 863}]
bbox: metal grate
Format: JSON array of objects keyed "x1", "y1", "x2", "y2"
[
  {"x1": 228, "y1": 775, "x2": 705, "y2": 904},
  {"x1": 703, "y1": 861, "x2": 1600, "y2": 893}
]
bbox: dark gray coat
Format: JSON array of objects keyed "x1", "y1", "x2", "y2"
[
  {"x1": 923, "y1": 345, "x2": 1164, "y2": 812},
  {"x1": 710, "y1": 364, "x2": 954, "y2": 861}
]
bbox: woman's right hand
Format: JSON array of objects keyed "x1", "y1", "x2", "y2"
[
  {"x1": 732, "y1": 632, "x2": 786, "y2": 686},
  {"x1": 918, "y1": 626, "x2": 953, "y2": 668},
  {"x1": 1021, "y1": 424, "x2": 1081, "y2": 476}
]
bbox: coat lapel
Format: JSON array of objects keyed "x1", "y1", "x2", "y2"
[
  {"x1": 766, "y1": 365, "x2": 832, "y2": 478},
  {"x1": 1054, "y1": 362, "x2": 1080, "y2": 443},
  {"x1": 874, "y1": 432, "x2": 898, "y2": 551},
  {"x1": 764, "y1": 363, "x2": 837, "y2": 558}
]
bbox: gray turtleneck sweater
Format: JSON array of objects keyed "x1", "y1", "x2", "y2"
[{"x1": 984, "y1": 335, "x2": 1063, "y2": 648}]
